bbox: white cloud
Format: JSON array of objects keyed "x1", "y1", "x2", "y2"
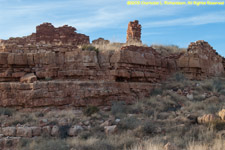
[
  {"x1": 54, "y1": 4, "x2": 186, "y2": 32},
  {"x1": 0, "y1": 0, "x2": 224, "y2": 40},
  {"x1": 144, "y1": 11, "x2": 225, "y2": 28}
]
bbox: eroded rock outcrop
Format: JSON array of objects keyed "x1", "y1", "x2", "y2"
[
  {"x1": 111, "y1": 45, "x2": 178, "y2": 82},
  {"x1": 178, "y1": 40, "x2": 224, "y2": 80},
  {"x1": 0, "y1": 43, "x2": 177, "y2": 107}
]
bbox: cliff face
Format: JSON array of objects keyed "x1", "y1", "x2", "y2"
[
  {"x1": 0, "y1": 44, "x2": 176, "y2": 107},
  {"x1": 223, "y1": 57, "x2": 225, "y2": 71},
  {"x1": 0, "y1": 22, "x2": 224, "y2": 108}
]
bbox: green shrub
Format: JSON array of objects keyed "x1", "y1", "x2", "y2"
[
  {"x1": 205, "y1": 104, "x2": 221, "y2": 114},
  {"x1": 174, "y1": 72, "x2": 186, "y2": 82},
  {"x1": 151, "y1": 44, "x2": 186, "y2": 56},
  {"x1": 219, "y1": 89, "x2": 225, "y2": 96},
  {"x1": 202, "y1": 83, "x2": 213, "y2": 91},
  {"x1": 144, "y1": 109, "x2": 154, "y2": 117},
  {"x1": 212, "y1": 78, "x2": 224, "y2": 92},
  {"x1": 11, "y1": 120, "x2": 27, "y2": 126},
  {"x1": 118, "y1": 116, "x2": 140, "y2": 130},
  {"x1": 141, "y1": 120, "x2": 157, "y2": 135},
  {"x1": 91, "y1": 141, "x2": 114, "y2": 150},
  {"x1": 70, "y1": 139, "x2": 114, "y2": 150},
  {"x1": 127, "y1": 101, "x2": 145, "y2": 114},
  {"x1": 48, "y1": 120, "x2": 58, "y2": 126},
  {"x1": 210, "y1": 120, "x2": 225, "y2": 131},
  {"x1": 10, "y1": 114, "x2": 35, "y2": 126},
  {"x1": 35, "y1": 112, "x2": 44, "y2": 117},
  {"x1": 0, "y1": 107, "x2": 14, "y2": 116},
  {"x1": 78, "y1": 131, "x2": 92, "y2": 140},
  {"x1": 84, "y1": 105, "x2": 99, "y2": 116},
  {"x1": 59, "y1": 125, "x2": 71, "y2": 139},
  {"x1": 111, "y1": 101, "x2": 127, "y2": 116},
  {"x1": 150, "y1": 88, "x2": 163, "y2": 96},
  {"x1": 202, "y1": 78, "x2": 225, "y2": 93},
  {"x1": 82, "y1": 45, "x2": 99, "y2": 53},
  {"x1": 19, "y1": 138, "x2": 32, "y2": 148},
  {"x1": 31, "y1": 139, "x2": 70, "y2": 150},
  {"x1": 193, "y1": 94, "x2": 205, "y2": 101},
  {"x1": 44, "y1": 77, "x2": 52, "y2": 81}
]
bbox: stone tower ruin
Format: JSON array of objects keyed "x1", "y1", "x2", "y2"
[{"x1": 126, "y1": 20, "x2": 142, "y2": 44}]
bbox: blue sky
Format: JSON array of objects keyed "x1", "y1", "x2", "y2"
[{"x1": 0, "y1": 0, "x2": 225, "y2": 56}]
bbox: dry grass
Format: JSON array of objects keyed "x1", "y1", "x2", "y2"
[
  {"x1": 127, "y1": 138, "x2": 225, "y2": 150},
  {"x1": 187, "y1": 139, "x2": 225, "y2": 150},
  {"x1": 92, "y1": 43, "x2": 123, "y2": 51},
  {"x1": 68, "y1": 137, "x2": 99, "y2": 147},
  {"x1": 127, "y1": 141, "x2": 164, "y2": 150},
  {"x1": 67, "y1": 131, "x2": 137, "y2": 150},
  {"x1": 152, "y1": 44, "x2": 186, "y2": 56},
  {"x1": 81, "y1": 41, "x2": 148, "y2": 52}
]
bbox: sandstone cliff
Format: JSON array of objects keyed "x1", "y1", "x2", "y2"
[{"x1": 0, "y1": 22, "x2": 224, "y2": 108}]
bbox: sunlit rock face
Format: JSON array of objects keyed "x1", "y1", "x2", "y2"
[{"x1": 0, "y1": 22, "x2": 224, "y2": 108}]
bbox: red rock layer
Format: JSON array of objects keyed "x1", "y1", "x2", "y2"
[
  {"x1": 222, "y1": 57, "x2": 225, "y2": 71},
  {"x1": 0, "y1": 43, "x2": 180, "y2": 107},
  {"x1": 0, "y1": 22, "x2": 224, "y2": 108}
]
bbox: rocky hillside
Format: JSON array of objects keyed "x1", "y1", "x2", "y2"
[
  {"x1": 0, "y1": 20, "x2": 224, "y2": 150},
  {"x1": 0, "y1": 74, "x2": 224, "y2": 150}
]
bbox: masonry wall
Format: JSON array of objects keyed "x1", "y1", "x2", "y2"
[{"x1": 178, "y1": 40, "x2": 224, "y2": 80}]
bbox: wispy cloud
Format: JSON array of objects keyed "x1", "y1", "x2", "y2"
[
  {"x1": 54, "y1": 5, "x2": 186, "y2": 32},
  {"x1": 144, "y1": 11, "x2": 225, "y2": 28}
]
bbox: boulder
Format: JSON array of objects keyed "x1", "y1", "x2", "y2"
[
  {"x1": 20, "y1": 73, "x2": 37, "y2": 83},
  {"x1": 197, "y1": 114, "x2": 219, "y2": 124},
  {"x1": 68, "y1": 125, "x2": 84, "y2": 136},
  {"x1": 31, "y1": 127, "x2": 42, "y2": 136},
  {"x1": 218, "y1": 109, "x2": 225, "y2": 120},
  {"x1": 51, "y1": 125, "x2": 59, "y2": 136},
  {"x1": 100, "y1": 120, "x2": 112, "y2": 127},
  {"x1": 16, "y1": 126, "x2": 32, "y2": 137},
  {"x1": 204, "y1": 96, "x2": 219, "y2": 104},
  {"x1": 2, "y1": 127, "x2": 16, "y2": 137},
  {"x1": 104, "y1": 125, "x2": 117, "y2": 135},
  {"x1": 42, "y1": 126, "x2": 51, "y2": 135},
  {"x1": 187, "y1": 93, "x2": 193, "y2": 100}
]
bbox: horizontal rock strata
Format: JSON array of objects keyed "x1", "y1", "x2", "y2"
[{"x1": 0, "y1": 22, "x2": 224, "y2": 108}]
